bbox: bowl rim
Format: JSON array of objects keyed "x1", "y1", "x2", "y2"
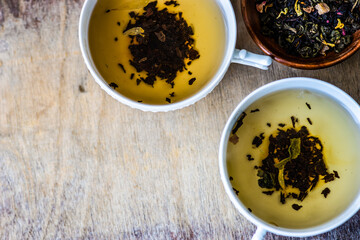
[
  {"x1": 219, "y1": 77, "x2": 360, "y2": 237},
  {"x1": 79, "y1": 0, "x2": 237, "y2": 112},
  {"x1": 240, "y1": 0, "x2": 360, "y2": 69}
]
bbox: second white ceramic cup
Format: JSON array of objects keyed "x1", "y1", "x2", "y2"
[{"x1": 219, "y1": 77, "x2": 360, "y2": 239}]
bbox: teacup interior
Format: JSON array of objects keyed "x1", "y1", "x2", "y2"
[
  {"x1": 226, "y1": 89, "x2": 360, "y2": 229},
  {"x1": 87, "y1": 0, "x2": 228, "y2": 105}
]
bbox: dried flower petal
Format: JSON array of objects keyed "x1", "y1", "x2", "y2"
[
  {"x1": 276, "y1": 8, "x2": 288, "y2": 19},
  {"x1": 302, "y1": 6, "x2": 314, "y2": 13},
  {"x1": 315, "y1": 3, "x2": 330, "y2": 15},
  {"x1": 335, "y1": 19, "x2": 344, "y2": 29},
  {"x1": 342, "y1": 28, "x2": 346, "y2": 36},
  {"x1": 265, "y1": 3, "x2": 273, "y2": 12},
  {"x1": 320, "y1": 45, "x2": 330, "y2": 55},
  {"x1": 295, "y1": 0, "x2": 303, "y2": 16},
  {"x1": 320, "y1": 34, "x2": 335, "y2": 47},
  {"x1": 256, "y1": 1, "x2": 267, "y2": 13},
  {"x1": 352, "y1": 0, "x2": 359, "y2": 12}
]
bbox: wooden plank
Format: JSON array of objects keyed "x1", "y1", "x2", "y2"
[{"x1": 0, "y1": 0, "x2": 359, "y2": 239}]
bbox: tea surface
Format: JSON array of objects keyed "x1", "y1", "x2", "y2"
[
  {"x1": 89, "y1": 0, "x2": 225, "y2": 104},
  {"x1": 227, "y1": 90, "x2": 360, "y2": 228}
]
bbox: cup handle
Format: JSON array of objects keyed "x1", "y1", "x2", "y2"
[
  {"x1": 231, "y1": 49, "x2": 272, "y2": 70},
  {"x1": 251, "y1": 227, "x2": 267, "y2": 240}
]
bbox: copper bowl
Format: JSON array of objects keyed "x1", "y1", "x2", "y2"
[{"x1": 241, "y1": 0, "x2": 360, "y2": 69}]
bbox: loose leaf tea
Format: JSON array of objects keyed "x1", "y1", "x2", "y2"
[
  {"x1": 165, "y1": 0, "x2": 179, "y2": 7},
  {"x1": 321, "y1": 187, "x2": 331, "y2": 198},
  {"x1": 188, "y1": 78, "x2": 196, "y2": 85},
  {"x1": 275, "y1": 138, "x2": 301, "y2": 189},
  {"x1": 262, "y1": 190, "x2": 274, "y2": 195},
  {"x1": 231, "y1": 112, "x2": 247, "y2": 135},
  {"x1": 292, "y1": 204, "x2": 303, "y2": 211},
  {"x1": 233, "y1": 187, "x2": 240, "y2": 195},
  {"x1": 109, "y1": 82, "x2": 119, "y2": 89},
  {"x1": 247, "y1": 154, "x2": 255, "y2": 161},
  {"x1": 256, "y1": 0, "x2": 360, "y2": 58},
  {"x1": 252, "y1": 133, "x2": 265, "y2": 147},
  {"x1": 256, "y1": 125, "x2": 339, "y2": 208},
  {"x1": 124, "y1": 1, "x2": 200, "y2": 86},
  {"x1": 306, "y1": 102, "x2": 311, "y2": 110}
]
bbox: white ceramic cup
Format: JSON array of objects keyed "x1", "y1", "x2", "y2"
[
  {"x1": 79, "y1": 0, "x2": 272, "y2": 112},
  {"x1": 219, "y1": 77, "x2": 360, "y2": 239}
]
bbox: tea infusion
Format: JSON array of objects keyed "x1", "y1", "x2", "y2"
[
  {"x1": 227, "y1": 90, "x2": 360, "y2": 228},
  {"x1": 89, "y1": 0, "x2": 225, "y2": 104}
]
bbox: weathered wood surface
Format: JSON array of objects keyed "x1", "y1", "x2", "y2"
[{"x1": 0, "y1": 0, "x2": 359, "y2": 239}]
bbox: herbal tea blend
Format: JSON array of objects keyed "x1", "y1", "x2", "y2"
[
  {"x1": 124, "y1": 1, "x2": 200, "y2": 87},
  {"x1": 256, "y1": 125, "x2": 339, "y2": 208},
  {"x1": 256, "y1": 0, "x2": 360, "y2": 57}
]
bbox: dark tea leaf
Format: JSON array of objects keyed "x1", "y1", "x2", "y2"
[
  {"x1": 124, "y1": 1, "x2": 200, "y2": 86},
  {"x1": 256, "y1": 125, "x2": 339, "y2": 207}
]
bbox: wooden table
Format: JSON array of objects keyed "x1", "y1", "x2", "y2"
[{"x1": 0, "y1": 1, "x2": 359, "y2": 239}]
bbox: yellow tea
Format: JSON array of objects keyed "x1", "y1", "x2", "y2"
[
  {"x1": 227, "y1": 90, "x2": 360, "y2": 228},
  {"x1": 89, "y1": 0, "x2": 225, "y2": 104}
]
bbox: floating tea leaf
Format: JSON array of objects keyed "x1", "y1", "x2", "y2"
[
  {"x1": 109, "y1": 82, "x2": 119, "y2": 89},
  {"x1": 165, "y1": 0, "x2": 179, "y2": 7},
  {"x1": 246, "y1": 154, "x2": 255, "y2": 161},
  {"x1": 252, "y1": 133, "x2": 265, "y2": 148},
  {"x1": 275, "y1": 138, "x2": 301, "y2": 189},
  {"x1": 278, "y1": 168, "x2": 286, "y2": 190},
  {"x1": 123, "y1": 27, "x2": 145, "y2": 36},
  {"x1": 275, "y1": 138, "x2": 301, "y2": 169},
  {"x1": 232, "y1": 112, "x2": 247, "y2": 135},
  {"x1": 229, "y1": 134, "x2": 239, "y2": 145},
  {"x1": 292, "y1": 204, "x2": 303, "y2": 210},
  {"x1": 321, "y1": 187, "x2": 331, "y2": 198}
]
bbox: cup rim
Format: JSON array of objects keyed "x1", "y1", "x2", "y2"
[
  {"x1": 219, "y1": 77, "x2": 360, "y2": 237},
  {"x1": 79, "y1": 0, "x2": 237, "y2": 112}
]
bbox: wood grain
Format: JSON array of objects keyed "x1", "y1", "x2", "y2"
[{"x1": 0, "y1": 0, "x2": 359, "y2": 239}]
